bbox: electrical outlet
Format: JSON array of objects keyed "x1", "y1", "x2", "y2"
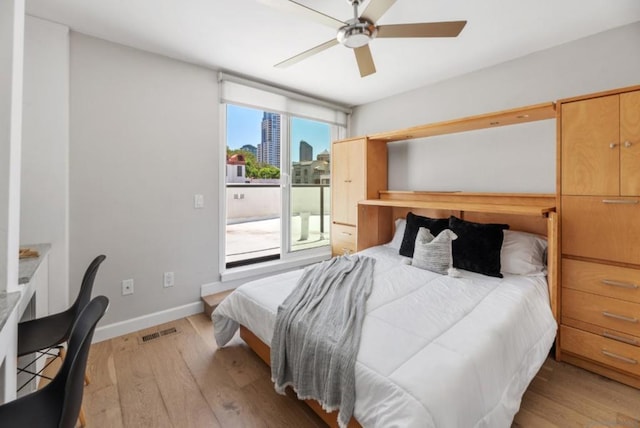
[
  {"x1": 163, "y1": 271, "x2": 175, "y2": 288},
  {"x1": 194, "y1": 194, "x2": 204, "y2": 209},
  {"x1": 122, "y1": 279, "x2": 134, "y2": 296}
]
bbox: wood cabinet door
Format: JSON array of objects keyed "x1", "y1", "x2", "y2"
[
  {"x1": 346, "y1": 139, "x2": 365, "y2": 225},
  {"x1": 562, "y1": 95, "x2": 620, "y2": 196},
  {"x1": 331, "y1": 141, "x2": 351, "y2": 225},
  {"x1": 562, "y1": 195, "x2": 640, "y2": 265},
  {"x1": 621, "y1": 90, "x2": 640, "y2": 196}
]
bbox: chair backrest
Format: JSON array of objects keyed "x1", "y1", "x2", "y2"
[
  {"x1": 69, "y1": 255, "x2": 106, "y2": 321},
  {"x1": 52, "y1": 296, "x2": 109, "y2": 428}
]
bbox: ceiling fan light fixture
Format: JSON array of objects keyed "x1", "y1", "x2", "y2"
[{"x1": 337, "y1": 19, "x2": 377, "y2": 48}]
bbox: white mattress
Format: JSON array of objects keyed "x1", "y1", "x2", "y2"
[{"x1": 213, "y1": 245, "x2": 557, "y2": 428}]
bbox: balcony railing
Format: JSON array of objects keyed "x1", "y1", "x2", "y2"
[{"x1": 226, "y1": 183, "x2": 330, "y2": 265}]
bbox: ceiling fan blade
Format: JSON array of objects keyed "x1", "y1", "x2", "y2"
[
  {"x1": 275, "y1": 39, "x2": 339, "y2": 68},
  {"x1": 377, "y1": 21, "x2": 467, "y2": 38},
  {"x1": 257, "y1": 0, "x2": 345, "y2": 29},
  {"x1": 354, "y1": 45, "x2": 376, "y2": 77},
  {"x1": 360, "y1": 0, "x2": 397, "y2": 23}
]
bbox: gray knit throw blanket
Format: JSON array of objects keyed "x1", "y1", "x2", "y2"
[{"x1": 271, "y1": 254, "x2": 375, "y2": 428}]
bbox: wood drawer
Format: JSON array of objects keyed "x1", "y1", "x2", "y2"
[
  {"x1": 331, "y1": 224, "x2": 356, "y2": 256},
  {"x1": 562, "y1": 288, "x2": 640, "y2": 338},
  {"x1": 562, "y1": 258, "x2": 640, "y2": 303},
  {"x1": 561, "y1": 325, "x2": 640, "y2": 377},
  {"x1": 561, "y1": 195, "x2": 640, "y2": 265}
]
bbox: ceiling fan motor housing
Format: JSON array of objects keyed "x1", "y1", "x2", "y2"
[{"x1": 337, "y1": 18, "x2": 377, "y2": 48}]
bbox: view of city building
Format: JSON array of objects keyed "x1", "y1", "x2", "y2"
[
  {"x1": 257, "y1": 112, "x2": 281, "y2": 167},
  {"x1": 299, "y1": 140, "x2": 312, "y2": 161},
  {"x1": 292, "y1": 140, "x2": 330, "y2": 184}
]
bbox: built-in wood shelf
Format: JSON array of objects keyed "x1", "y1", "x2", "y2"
[
  {"x1": 367, "y1": 102, "x2": 557, "y2": 142},
  {"x1": 360, "y1": 191, "x2": 556, "y2": 217}
]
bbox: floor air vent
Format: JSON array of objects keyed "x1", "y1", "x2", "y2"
[
  {"x1": 141, "y1": 332, "x2": 160, "y2": 343},
  {"x1": 139, "y1": 327, "x2": 179, "y2": 344},
  {"x1": 160, "y1": 327, "x2": 177, "y2": 336}
]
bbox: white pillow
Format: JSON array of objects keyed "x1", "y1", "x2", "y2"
[
  {"x1": 501, "y1": 230, "x2": 548, "y2": 276},
  {"x1": 411, "y1": 227, "x2": 457, "y2": 275},
  {"x1": 386, "y1": 218, "x2": 406, "y2": 251}
]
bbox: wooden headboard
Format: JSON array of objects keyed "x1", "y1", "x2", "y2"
[{"x1": 357, "y1": 191, "x2": 558, "y2": 321}]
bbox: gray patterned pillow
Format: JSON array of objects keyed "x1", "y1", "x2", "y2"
[{"x1": 411, "y1": 227, "x2": 458, "y2": 275}]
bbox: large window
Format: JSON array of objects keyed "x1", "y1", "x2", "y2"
[{"x1": 221, "y1": 75, "x2": 348, "y2": 269}]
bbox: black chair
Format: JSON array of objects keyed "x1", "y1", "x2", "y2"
[
  {"x1": 18, "y1": 255, "x2": 106, "y2": 360},
  {"x1": 16, "y1": 255, "x2": 106, "y2": 427},
  {"x1": 0, "y1": 296, "x2": 109, "y2": 428}
]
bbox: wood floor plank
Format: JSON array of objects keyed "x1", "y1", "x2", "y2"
[
  {"x1": 189, "y1": 313, "x2": 271, "y2": 388},
  {"x1": 83, "y1": 384, "x2": 124, "y2": 428},
  {"x1": 113, "y1": 343, "x2": 173, "y2": 427},
  {"x1": 512, "y1": 407, "x2": 558, "y2": 428},
  {"x1": 542, "y1": 358, "x2": 640, "y2": 420},
  {"x1": 83, "y1": 340, "x2": 123, "y2": 427},
  {"x1": 174, "y1": 322, "x2": 269, "y2": 427},
  {"x1": 243, "y1": 374, "x2": 326, "y2": 428},
  {"x1": 140, "y1": 329, "x2": 221, "y2": 427},
  {"x1": 81, "y1": 315, "x2": 640, "y2": 428},
  {"x1": 518, "y1": 389, "x2": 595, "y2": 428},
  {"x1": 527, "y1": 376, "x2": 615, "y2": 425}
]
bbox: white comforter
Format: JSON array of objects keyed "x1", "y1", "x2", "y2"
[{"x1": 213, "y1": 245, "x2": 557, "y2": 428}]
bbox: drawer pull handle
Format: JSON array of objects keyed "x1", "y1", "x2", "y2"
[
  {"x1": 609, "y1": 143, "x2": 618, "y2": 149},
  {"x1": 601, "y1": 349, "x2": 637, "y2": 365},
  {"x1": 602, "y1": 311, "x2": 638, "y2": 323},
  {"x1": 603, "y1": 331, "x2": 638, "y2": 346},
  {"x1": 624, "y1": 141, "x2": 633, "y2": 148},
  {"x1": 340, "y1": 231, "x2": 352, "y2": 236},
  {"x1": 602, "y1": 279, "x2": 638, "y2": 289},
  {"x1": 602, "y1": 199, "x2": 639, "y2": 204}
]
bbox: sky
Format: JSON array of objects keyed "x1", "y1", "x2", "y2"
[{"x1": 226, "y1": 104, "x2": 330, "y2": 163}]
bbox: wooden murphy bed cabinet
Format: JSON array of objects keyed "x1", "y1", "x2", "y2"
[
  {"x1": 330, "y1": 137, "x2": 387, "y2": 256},
  {"x1": 558, "y1": 85, "x2": 640, "y2": 388},
  {"x1": 329, "y1": 102, "x2": 557, "y2": 257}
]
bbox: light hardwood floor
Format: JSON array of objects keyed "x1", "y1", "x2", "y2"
[{"x1": 75, "y1": 313, "x2": 640, "y2": 427}]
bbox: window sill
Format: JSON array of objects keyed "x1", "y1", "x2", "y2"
[{"x1": 220, "y1": 247, "x2": 331, "y2": 283}]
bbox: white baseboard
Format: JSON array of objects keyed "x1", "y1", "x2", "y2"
[{"x1": 93, "y1": 301, "x2": 204, "y2": 343}]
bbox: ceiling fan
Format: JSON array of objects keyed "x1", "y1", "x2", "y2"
[{"x1": 259, "y1": 0, "x2": 467, "y2": 77}]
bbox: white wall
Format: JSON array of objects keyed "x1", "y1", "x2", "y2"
[
  {"x1": 21, "y1": 16, "x2": 69, "y2": 313},
  {"x1": 351, "y1": 22, "x2": 640, "y2": 192},
  {"x1": 0, "y1": 0, "x2": 25, "y2": 293},
  {"x1": 69, "y1": 33, "x2": 219, "y2": 325}
]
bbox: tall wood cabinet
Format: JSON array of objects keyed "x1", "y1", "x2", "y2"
[
  {"x1": 330, "y1": 137, "x2": 387, "y2": 256},
  {"x1": 559, "y1": 85, "x2": 640, "y2": 387}
]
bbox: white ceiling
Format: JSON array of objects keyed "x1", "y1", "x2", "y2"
[{"x1": 26, "y1": 0, "x2": 640, "y2": 106}]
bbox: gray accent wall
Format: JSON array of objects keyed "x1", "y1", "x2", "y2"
[
  {"x1": 69, "y1": 33, "x2": 219, "y2": 325},
  {"x1": 21, "y1": 16, "x2": 69, "y2": 314},
  {"x1": 351, "y1": 22, "x2": 640, "y2": 192}
]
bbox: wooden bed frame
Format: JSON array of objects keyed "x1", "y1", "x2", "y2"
[
  {"x1": 357, "y1": 191, "x2": 559, "y2": 321},
  {"x1": 238, "y1": 192, "x2": 558, "y2": 428}
]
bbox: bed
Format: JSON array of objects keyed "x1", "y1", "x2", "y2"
[{"x1": 213, "y1": 194, "x2": 558, "y2": 428}]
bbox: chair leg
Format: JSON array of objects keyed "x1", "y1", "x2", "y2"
[{"x1": 78, "y1": 405, "x2": 87, "y2": 427}]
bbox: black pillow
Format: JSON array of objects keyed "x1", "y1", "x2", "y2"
[
  {"x1": 448, "y1": 216, "x2": 509, "y2": 278},
  {"x1": 399, "y1": 212, "x2": 449, "y2": 258}
]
